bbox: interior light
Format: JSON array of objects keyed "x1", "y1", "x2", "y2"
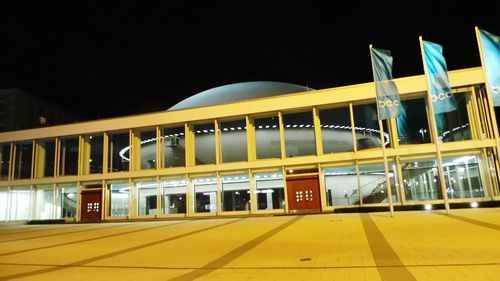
[
  {"x1": 470, "y1": 202, "x2": 479, "y2": 208},
  {"x1": 424, "y1": 204, "x2": 432, "y2": 210}
]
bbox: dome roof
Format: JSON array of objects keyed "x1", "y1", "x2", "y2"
[{"x1": 168, "y1": 81, "x2": 313, "y2": 111}]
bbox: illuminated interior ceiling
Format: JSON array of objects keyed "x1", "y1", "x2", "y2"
[{"x1": 168, "y1": 81, "x2": 313, "y2": 111}]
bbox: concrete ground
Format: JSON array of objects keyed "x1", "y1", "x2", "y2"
[{"x1": 0, "y1": 208, "x2": 499, "y2": 280}]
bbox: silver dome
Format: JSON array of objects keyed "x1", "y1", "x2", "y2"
[{"x1": 168, "y1": 81, "x2": 313, "y2": 111}]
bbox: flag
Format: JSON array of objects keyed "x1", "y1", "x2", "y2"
[
  {"x1": 421, "y1": 40, "x2": 457, "y2": 114},
  {"x1": 370, "y1": 47, "x2": 402, "y2": 120},
  {"x1": 477, "y1": 29, "x2": 500, "y2": 106}
]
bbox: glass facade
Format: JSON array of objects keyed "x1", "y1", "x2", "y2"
[
  {"x1": 140, "y1": 131, "x2": 157, "y2": 170},
  {"x1": 397, "y1": 98, "x2": 431, "y2": 144},
  {"x1": 358, "y1": 163, "x2": 398, "y2": 204},
  {"x1": 255, "y1": 171, "x2": 285, "y2": 210},
  {"x1": 108, "y1": 132, "x2": 130, "y2": 172},
  {"x1": 324, "y1": 166, "x2": 358, "y2": 206},
  {"x1": 136, "y1": 180, "x2": 158, "y2": 216},
  {"x1": 163, "y1": 126, "x2": 185, "y2": 168},
  {"x1": 87, "y1": 135, "x2": 103, "y2": 174},
  {"x1": 221, "y1": 173, "x2": 250, "y2": 211},
  {"x1": 14, "y1": 142, "x2": 33, "y2": 179},
  {"x1": 34, "y1": 185, "x2": 55, "y2": 219},
  {"x1": 194, "y1": 123, "x2": 215, "y2": 165},
  {"x1": 193, "y1": 176, "x2": 217, "y2": 213},
  {"x1": 162, "y1": 177, "x2": 186, "y2": 214},
  {"x1": 38, "y1": 139, "x2": 55, "y2": 178},
  {"x1": 255, "y1": 116, "x2": 281, "y2": 159},
  {"x1": 436, "y1": 92, "x2": 472, "y2": 143},
  {"x1": 0, "y1": 144, "x2": 10, "y2": 180},
  {"x1": 9, "y1": 186, "x2": 33, "y2": 220},
  {"x1": 220, "y1": 119, "x2": 247, "y2": 163},
  {"x1": 283, "y1": 111, "x2": 316, "y2": 157},
  {"x1": 442, "y1": 155, "x2": 484, "y2": 199},
  {"x1": 402, "y1": 158, "x2": 441, "y2": 201},
  {"x1": 353, "y1": 104, "x2": 381, "y2": 150},
  {"x1": 58, "y1": 183, "x2": 77, "y2": 219},
  {"x1": 109, "y1": 182, "x2": 130, "y2": 216},
  {"x1": 59, "y1": 137, "x2": 79, "y2": 176},
  {"x1": 320, "y1": 106, "x2": 354, "y2": 153}
]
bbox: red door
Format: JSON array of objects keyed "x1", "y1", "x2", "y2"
[
  {"x1": 81, "y1": 190, "x2": 102, "y2": 223},
  {"x1": 286, "y1": 176, "x2": 321, "y2": 213}
]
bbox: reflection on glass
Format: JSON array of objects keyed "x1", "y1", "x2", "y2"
[
  {"x1": 319, "y1": 107, "x2": 354, "y2": 153},
  {"x1": 0, "y1": 188, "x2": 8, "y2": 220},
  {"x1": 108, "y1": 133, "x2": 129, "y2": 172},
  {"x1": 353, "y1": 104, "x2": 381, "y2": 150},
  {"x1": 58, "y1": 184, "x2": 77, "y2": 219},
  {"x1": 194, "y1": 123, "x2": 215, "y2": 165},
  {"x1": 221, "y1": 173, "x2": 250, "y2": 211},
  {"x1": 14, "y1": 142, "x2": 33, "y2": 180},
  {"x1": 324, "y1": 166, "x2": 358, "y2": 206},
  {"x1": 34, "y1": 185, "x2": 54, "y2": 219},
  {"x1": 163, "y1": 127, "x2": 185, "y2": 168},
  {"x1": 59, "y1": 137, "x2": 79, "y2": 176},
  {"x1": 162, "y1": 178, "x2": 186, "y2": 214},
  {"x1": 220, "y1": 120, "x2": 247, "y2": 163},
  {"x1": 109, "y1": 182, "x2": 129, "y2": 216},
  {"x1": 87, "y1": 135, "x2": 103, "y2": 174},
  {"x1": 397, "y1": 98, "x2": 431, "y2": 144},
  {"x1": 442, "y1": 155, "x2": 484, "y2": 199},
  {"x1": 137, "y1": 180, "x2": 157, "y2": 215},
  {"x1": 358, "y1": 163, "x2": 397, "y2": 204},
  {"x1": 401, "y1": 159, "x2": 440, "y2": 201},
  {"x1": 283, "y1": 111, "x2": 316, "y2": 157},
  {"x1": 10, "y1": 186, "x2": 33, "y2": 220},
  {"x1": 255, "y1": 116, "x2": 281, "y2": 159},
  {"x1": 255, "y1": 171, "x2": 284, "y2": 210},
  {"x1": 140, "y1": 131, "x2": 157, "y2": 170},
  {"x1": 193, "y1": 176, "x2": 217, "y2": 213},
  {"x1": 436, "y1": 93, "x2": 471, "y2": 143},
  {"x1": 0, "y1": 144, "x2": 10, "y2": 180}
]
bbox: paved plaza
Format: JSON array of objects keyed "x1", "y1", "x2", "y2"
[{"x1": 0, "y1": 207, "x2": 499, "y2": 280}]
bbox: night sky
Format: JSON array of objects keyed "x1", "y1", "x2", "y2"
[{"x1": 0, "y1": 2, "x2": 498, "y2": 120}]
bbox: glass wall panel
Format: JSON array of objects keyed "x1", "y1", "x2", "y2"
[
  {"x1": 58, "y1": 184, "x2": 77, "y2": 219},
  {"x1": 255, "y1": 171, "x2": 285, "y2": 210},
  {"x1": 87, "y1": 135, "x2": 103, "y2": 174},
  {"x1": 221, "y1": 173, "x2": 250, "y2": 211},
  {"x1": 397, "y1": 98, "x2": 431, "y2": 144},
  {"x1": 443, "y1": 155, "x2": 484, "y2": 199},
  {"x1": 59, "y1": 137, "x2": 79, "y2": 176},
  {"x1": 358, "y1": 163, "x2": 398, "y2": 204},
  {"x1": 136, "y1": 180, "x2": 158, "y2": 216},
  {"x1": 255, "y1": 116, "x2": 281, "y2": 159},
  {"x1": 194, "y1": 123, "x2": 215, "y2": 165},
  {"x1": 320, "y1": 107, "x2": 354, "y2": 153},
  {"x1": 9, "y1": 186, "x2": 33, "y2": 220},
  {"x1": 39, "y1": 140, "x2": 55, "y2": 177},
  {"x1": 401, "y1": 159, "x2": 440, "y2": 201},
  {"x1": 108, "y1": 132, "x2": 130, "y2": 172},
  {"x1": 109, "y1": 182, "x2": 130, "y2": 216},
  {"x1": 220, "y1": 120, "x2": 247, "y2": 163},
  {"x1": 14, "y1": 142, "x2": 33, "y2": 179},
  {"x1": 353, "y1": 103, "x2": 381, "y2": 150},
  {"x1": 193, "y1": 176, "x2": 217, "y2": 213},
  {"x1": 436, "y1": 92, "x2": 472, "y2": 143},
  {"x1": 324, "y1": 166, "x2": 358, "y2": 206},
  {"x1": 34, "y1": 185, "x2": 55, "y2": 219},
  {"x1": 161, "y1": 177, "x2": 186, "y2": 214},
  {"x1": 283, "y1": 111, "x2": 316, "y2": 157},
  {"x1": 0, "y1": 188, "x2": 7, "y2": 221},
  {"x1": 140, "y1": 131, "x2": 157, "y2": 170},
  {"x1": 1, "y1": 144, "x2": 11, "y2": 180},
  {"x1": 163, "y1": 126, "x2": 185, "y2": 168}
]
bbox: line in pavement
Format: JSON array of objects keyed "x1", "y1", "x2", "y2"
[
  {"x1": 0, "y1": 218, "x2": 244, "y2": 281},
  {"x1": 436, "y1": 212, "x2": 500, "y2": 231},
  {"x1": 0, "y1": 221, "x2": 185, "y2": 257},
  {"x1": 167, "y1": 215, "x2": 303, "y2": 281},
  {"x1": 360, "y1": 213, "x2": 416, "y2": 281},
  {"x1": 0, "y1": 223, "x2": 129, "y2": 243}
]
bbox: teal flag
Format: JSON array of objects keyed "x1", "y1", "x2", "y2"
[
  {"x1": 478, "y1": 29, "x2": 500, "y2": 106},
  {"x1": 422, "y1": 40, "x2": 457, "y2": 114},
  {"x1": 370, "y1": 47, "x2": 402, "y2": 120}
]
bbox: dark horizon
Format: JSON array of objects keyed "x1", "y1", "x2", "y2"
[{"x1": 0, "y1": 2, "x2": 498, "y2": 120}]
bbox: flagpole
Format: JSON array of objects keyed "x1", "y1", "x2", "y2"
[
  {"x1": 370, "y1": 44, "x2": 395, "y2": 217},
  {"x1": 475, "y1": 27, "x2": 500, "y2": 186},
  {"x1": 419, "y1": 36, "x2": 450, "y2": 214}
]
